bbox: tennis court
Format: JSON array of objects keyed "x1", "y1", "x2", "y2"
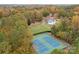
[{"x1": 32, "y1": 33, "x2": 67, "y2": 54}]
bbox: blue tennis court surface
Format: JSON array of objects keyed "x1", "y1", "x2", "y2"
[{"x1": 32, "y1": 33, "x2": 67, "y2": 54}]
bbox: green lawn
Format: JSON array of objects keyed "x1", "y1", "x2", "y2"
[{"x1": 29, "y1": 23, "x2": 51, "y2": 35}]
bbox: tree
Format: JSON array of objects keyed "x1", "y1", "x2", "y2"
[
  {"x1": 33, "y1": 9, "x2": 43, "y2": 21},
  {"x1": 0, "y1": 13, "x2": 34, "y2": 53},
  {"x1": 72, "y1": 15, "x2": 79, "y2": 32},
  {"x1": 73, "y1": 37, "x2": 79, "y2": 52},
  {"x1": 41, "y1": 8, "x2": 50, "y2": 17}
]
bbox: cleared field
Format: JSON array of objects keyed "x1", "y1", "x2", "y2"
[{"x1": 29, "y1": 23, "x2": 51, "y2": 35}]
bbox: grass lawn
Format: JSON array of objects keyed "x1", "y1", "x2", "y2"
[{"x1": 29, "y1": 23, "x2": 51, "y2": 35}]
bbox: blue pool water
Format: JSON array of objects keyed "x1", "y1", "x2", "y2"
[{"x1": 32, "y1": 33, "x2": 67, "y2": 54}]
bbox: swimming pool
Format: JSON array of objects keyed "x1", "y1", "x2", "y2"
[{"x1": 32, "y1": 33, "x2": 68, "y2": 54}]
